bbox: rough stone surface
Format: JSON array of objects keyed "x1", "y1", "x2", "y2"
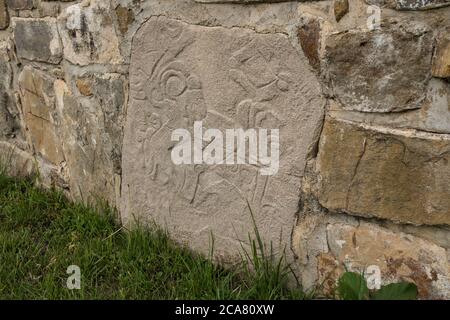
[
  {"x1": 0, "y1": 42, "x2": 18, "y2": 140},
  {"x1": 54, "y1": 72, "x2": 125, "y2": 206},
  {"x1": 58, "y1": 0, "x2": 123, "y2": 66},
  {"x1": 0, "y1": 141, "x2": 35, "y2": 176},
  {"x1": 6, "y1": 0, "x2": 34, "y2": 10},
  {"x1": 298, "y1": 18, "x2": 322, "y2": 70},
  {"x1": 195, "y1": 0, "x2": 303, "y2": 2},
  {"x1": 364, "y1": 0, "x2": 450, "y2": 10},
  {"x1": 75, "y1": 78, "x2": 93, "y2": 97},
  {"x1": 326, "y1": 223, "x2": 450, "y2": 299},
  {"x1": 122, "y1": 16, "x2": 325, "y2": 259},
  {"x1": 115, "y1": 4, "x2": 134, "y2": 35},
  {"x1": 293, "y1": 210, "x2": 450, "y2": 299},
  {"x1": 1, "y1": 0, "x2": 450, "y2": 299},
  {"x1": 432, "y1": 35, "x2": 450, "y2": 78},
  {"x1": 328, "y1": 79, "x2": 450, "y2": 134},
  {"x1": 316, "y1": 117, "x2": 450, "y2": 226},
  {"x1": 12, "y1": 17, "x2": 62, "y2": 64},
  {"x1": 396, "y1": 0, "x2": 450, "y2": 10},
  {"x1": 334, "y1": 0, "x2": 349, "y2": 22},
  {"x1": 325, "y1": 25, "x2": 434, "y2": 112},
  {"x1": 0, "y1": 0, "x2": 8, "y2": 30},
  {"x1": 18, "y1": 66, "x2": 65, "y2": 165}
]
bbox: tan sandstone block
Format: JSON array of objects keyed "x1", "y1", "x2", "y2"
[
  {"x1": 323, "y1": 223, "x2": 450, "y2": 299},
  {"x1": 0, "y1": 0, "x2": 8, "y2": 30},
  {"x1": 334, "y1": 0, "x2": 349, "y2": 22},
  {"x1": 316, "y1": 117, "x2": 450, "y2": 226},
  {"x1": 0, "y1": 141, "x2": 35, "y2": 177},
  {"x1": 432, "y1": 36, "x2": 450, "y2": 79},
  {"x1": 19, "y1": 66, "x2": 65, "y2": 165}
]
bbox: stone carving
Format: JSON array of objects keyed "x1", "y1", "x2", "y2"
[
  {"x1": 122, "y1": 16, "x2": 325, "y2": 259},
  {"x1": 0, "y1": 0, "x2": 449, "y2": 299}
]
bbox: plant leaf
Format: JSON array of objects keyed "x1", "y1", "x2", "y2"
[
  {"x1": 337, "y1": 272, "x2": 369, "y2": 300},
  {"x1": 372, "y1": 282, "x2": 418, "y2": 300}
]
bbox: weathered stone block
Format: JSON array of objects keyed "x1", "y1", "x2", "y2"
[
  {"x1": 365, "y1": 0, "x2": 450, "y2": 10},
  {"x1": 12, "y1": 18, "x2": 62, "y2": 64},
  {"x1": 432, "y1": 36, "x2": 450, "y2": 78},
  {"x1": 6, "y1": 0, "x2": 34, "y2": 10},
  {"x1": 53, "y1": 73, "x2": 125, "y2": 206},
  {"x1": 0, "y1": 0, "x2": 8, "y2": 30},
  {"x1": 316, "y1": 117, "x2": 450, "y2": 226},
  {"x1": 298, "y1": 18, "x2": 321, "y2": 70},
  {"x1": 328, "y1": 79, "x2": 450, "y2": 134},
  {"x1": 122, "y1": 16, "x2": 325, "y2": 259},
  {"x1": 195, "y1": 0, "x2": 303, "y2": 2},
  {"x1": 0, "y1": 42, "x2": 17, "y2": 139},
  {"x1": 115, "y1": 5, "x2": 134, "y2": 35},
  {"x1": 396, "y1": 0, "x2": 450, "y2": 10},
  {"x1": 293, "y1": 210, "x2": 450, "y2": 299},
  {"x1": 325, "y1": 222, "x2": 450, "y2": 299},
  {"x1": 75, "y1": 78, "x2": 93, "y2": 97},
  {"x1": 0, "y1": 141, "x2": 34, "y2": 177},
  {"x1": 334, "y1": 0, "x2": 349, "y2": 22},
  {"x1": 325, "y1": 26, "x2": 433, "y2": 112},
  {"x1": 58, "y1": 0, "x2": 122, "y2": 66},
  {"x1": 18, "y1": 67, "x2": 64, "y2": 165}
]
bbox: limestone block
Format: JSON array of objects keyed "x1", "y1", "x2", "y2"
[
  {"x1": 396, "y1": 0, "x2": 450, "y2": 10},
  {"x1": 334, "y1": 0, "x2": 349, "y2": 22},
  {"x1": 0, "y1": 41, "x2": 18, "y2": 140},
  {"x1": 328, "y1": 79, "x2": 450, "y2": 134},
  {"x1": 58, "y1": 0, "x2": 123, "y2": 66},
  {"x1": 432, "y1": 35, "x2": 450, "y2": 78},
  {"x1": 115, "y1": 5, "x2": 134, "y2": 35},
  {"x1": 365, "y1": 0, "x2": 450, "y2": 10},
  {"x1": 326, "y1": 223, "x2": 450, "y2": 300},
  {"x1": 293, "y1": 211, "x2": 450, "y2": 299},
  {"x1": 297, "y1": 18, "x2": 322, "y2": 70},
  {"x1": 18, "y1": 66, "x2": 64, "y2": 165},
  {"x1": 122, "y1": 16, "x2": 325, "y2": 259},
  {"x1": 325, "y1": 25, "x2": 433, "y2": 112},
  {"x1": 316, "y1": 117, "x2": 450, "y2": 226},
  {"x1": 54, "y1": 73, "x2": 125, "y2": 206},
  {"x1": 12, "y1": 17, "x2": 62, "y2": 64},
  {"x1": 0, "y1": 141, "x2": 35, "y2": 177},
  {"x1": 6, "y1": 0, "x2": 34, "y2": 10},
  {"x1": 195, "y1": 0, "x2": 304, "y2": 3},
  {"x1": 0, "y1": 0, "x2": 8, "y2": 30}
]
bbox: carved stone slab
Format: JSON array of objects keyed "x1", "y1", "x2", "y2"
[{"x1": 122, "y1": 16, "x2": 324, "y2": 260}]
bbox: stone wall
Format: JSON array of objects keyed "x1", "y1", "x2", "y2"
[{"x1": 0, "y1": 0, "x2": 449, "y2": 299}]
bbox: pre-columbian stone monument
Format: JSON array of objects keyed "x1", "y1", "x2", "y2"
[{"x1": 1, "y1": 0, "x2": 449, "y2": 298}]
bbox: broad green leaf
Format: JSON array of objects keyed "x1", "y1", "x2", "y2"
[
  {"x1": 372, "y1": 282, "x2": 418, "y2": 300},
  {"x1": 337, "y1": 272, "x2": 369, "y2": 300}
]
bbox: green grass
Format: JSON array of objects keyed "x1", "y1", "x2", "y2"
[{"x1": 0, "y1": 173, "x2": 305, "y2": 300}]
